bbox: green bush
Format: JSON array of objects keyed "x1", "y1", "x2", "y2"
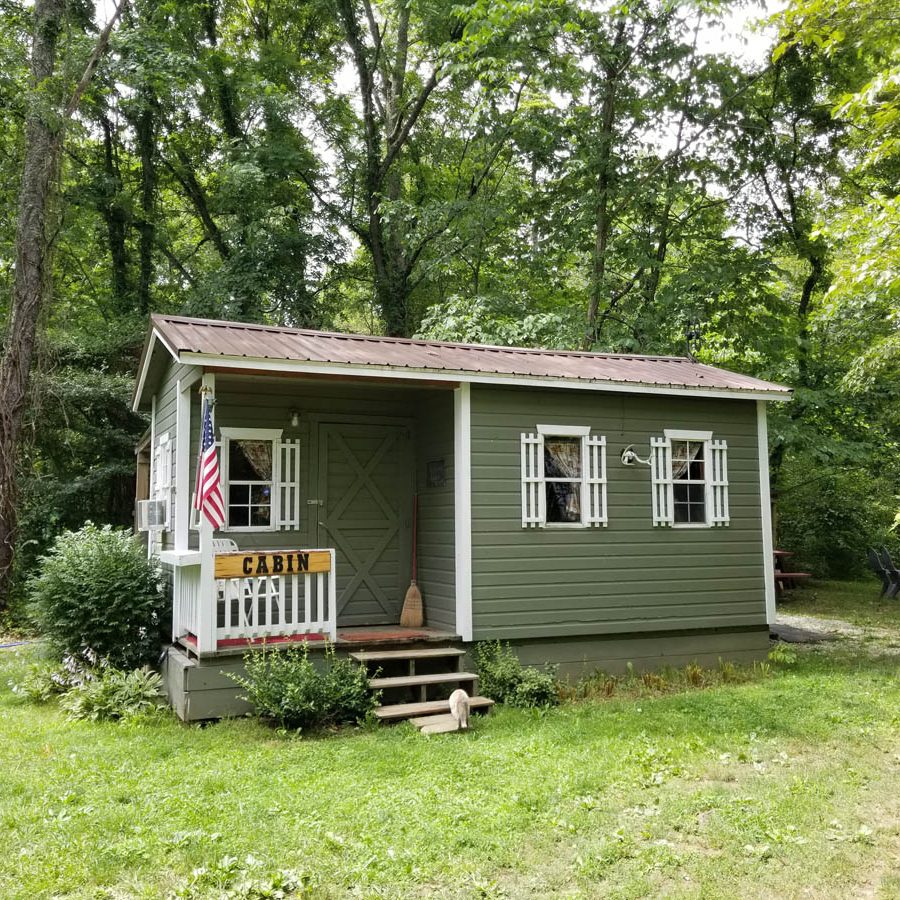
[
  {"x1": 60, "y1": 667, "x2": 163, "y2": 722},
  {"x1": 229, "y1": 643, "x2": 376, "y2": 732},
  {"x1": 473, "y1": 641, "x2": 559, "y2": 708},
  {"x1": 512, "y1": 665, "x2": 560, "y2": 708},
  {"x1": 27, "y1": 523, "x2": 167, "y2": 668}
]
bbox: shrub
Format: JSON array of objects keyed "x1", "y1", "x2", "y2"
[
  {"x1": 472, "y1": 641, "x2": 559, "y2": 708},
  {"x1": 28, "y1": 523, "x2": 167, "y2": 668},
  {"x1": 229, "y1": 643, "x2": 376, "y2": 732},
  {"x1": 512, "y1": 665, "x2": 560, "y2": 708},
  {"x1": 60, "y1": 667, "x2": 163, "y2": 722}
]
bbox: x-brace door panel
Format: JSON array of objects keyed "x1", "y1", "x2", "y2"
[{"x1": 317, "y1": 423, "x2": 413, "y2": 626}]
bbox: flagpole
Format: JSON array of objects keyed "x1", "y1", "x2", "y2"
[{"x1": 196, "y1": 373, "x2": 217, "y2": 656}]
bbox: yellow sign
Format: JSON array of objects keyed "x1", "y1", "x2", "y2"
[{"x1": 214, "y1": 550, "x2": 331, "y2": 579}]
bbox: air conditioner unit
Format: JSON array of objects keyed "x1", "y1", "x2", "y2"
[{"x1": 137, "y1": 499, "x2": 168, "y2": 531}]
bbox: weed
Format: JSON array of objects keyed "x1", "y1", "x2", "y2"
[
  {"x1": 684, "y1": 662, "x2": 705, "y2": 687},
  {"x1": 640, "y1": 671, "x2": 669, "y2": 692},
  {"x1": 719, "y1": 659, "x2": 741, "y2": 683},
  {"x1": 171, "y1": 854, "x2": 315, "y2": 898},
  {"x1": 769, "y1": 644, "x2": 798, "y2": 666}
]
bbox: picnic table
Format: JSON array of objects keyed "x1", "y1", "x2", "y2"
[{"x1": 773, "y1": 550, "x2": 811, "y2": 592}]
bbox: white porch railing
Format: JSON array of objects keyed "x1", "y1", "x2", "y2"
[
  {"x1": 169, "y1": 548, "x2": 337, "y2": 654},
  {"x1": 216, "y1": 555, "x2": 337, "y2": 642},
  {"x1": 173, "y1": 561, "x2": 201, "y2": 639}
]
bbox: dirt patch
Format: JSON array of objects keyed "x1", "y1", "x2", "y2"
[{"x1": 776, "y1": 613, "x2": 900, "y2": 655}]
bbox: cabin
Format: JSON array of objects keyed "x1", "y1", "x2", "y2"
[{"x1": 133, "y1": 314, "x2": 790, "y2": 720}]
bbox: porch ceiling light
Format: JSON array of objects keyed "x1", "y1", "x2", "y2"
[{"x1": 290, "y1": 409, "x2": 300, "y2": 427}]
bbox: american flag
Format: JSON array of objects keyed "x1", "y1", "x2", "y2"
[{"x1": 193, "y1": 397, "x2": 225, "y2": 529}]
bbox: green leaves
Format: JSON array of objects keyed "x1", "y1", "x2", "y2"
[{"x1": 27, "y1": 524, "x2": 167, "y2": 669}]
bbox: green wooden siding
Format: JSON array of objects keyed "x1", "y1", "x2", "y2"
[
  {"x1": 414, "y1": 392, "x2": 456, "y2": 631},
  {"x1": 469, "y1": 385, "x2": 766, "y2": 641}
]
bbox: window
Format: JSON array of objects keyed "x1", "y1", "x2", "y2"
[
  {"x1": 672, "y1": 438, "x2": 707, "y2": 524},
  {"x1": 228, "y1": 440, "x2": 273, "y2": 528},
  {"x1": 220, "y1": 428, "x2": 283, "y2": 532},
  {"x1": 544, "y1": 436, "x2": 583, "y2": 523},
  {"x1": 151, "y1": 432, "x2": 174, "y2": 530},
  {"x1": 650, "y1": 429, "x2": 729, "y2": 528},
  {"x1": 521, "y1": 426, "x2": 606, "y2": 528}
]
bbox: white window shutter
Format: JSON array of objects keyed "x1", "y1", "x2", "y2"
[
  {"x1": 650, "y1": 436, "x2": 674, "y2": 526},
  {"x1": 276, "y1": 438, "x2": 302, "y2": 530},
  {"x1": 151, "y1": 440, "x2": 162, "y2": 499},
  {"x1": 165, "y1": 438, "x2": 176, "y2": 530},
  {"x1": 709, "y1": 439, "x2": 730, "y2": 526},
  {"x1": 521, "y1": 433, "x2": 542, "y2": 527},
  {"x1": 585, "y1": 434, "x2": 607, "y2": 526}
]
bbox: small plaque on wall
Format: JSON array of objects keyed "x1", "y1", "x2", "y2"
[{"x1": 426, "y1": 458, "x2": 446, "y2": 488}]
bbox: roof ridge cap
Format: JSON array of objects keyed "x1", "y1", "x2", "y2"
[{"x1": 154, "y1": 314, "x2": 692, "y2": 363}]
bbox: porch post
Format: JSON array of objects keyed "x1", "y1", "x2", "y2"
[
  {"x1": 454, "y1": 382, "x2": 473, "y2": 641},
  {"x1": 196, "y1": 371, "x2": 217, "y2": 655}
]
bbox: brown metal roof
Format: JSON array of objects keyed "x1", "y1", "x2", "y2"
[{"x1": 146, "y1": 313, "x2": 791, "y2": 397}]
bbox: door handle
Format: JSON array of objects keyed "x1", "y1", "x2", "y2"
[{"x1": 307, "y1": 499, "x2": 324, "y2": 506}]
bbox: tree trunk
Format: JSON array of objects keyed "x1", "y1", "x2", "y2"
[
  {"x1": 135, "y1": 95, "x2": 156, "y2": 313},
  {"x1": 0, "y1": 0, "x2": 67, "y2": 609},
  {"x1": 583, "y1": 20, "x2": 626, "y2": 350},
  {"x1": 99, "y1": 114, "x2": 130, "y2": 307},
  {"x1": 0, "y1": 0, "x2": 125, "y2": 610}
]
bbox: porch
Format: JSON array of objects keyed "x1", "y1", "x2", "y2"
[{"x1": 155, "y1": 368, "x2": 472, "y2": 656}]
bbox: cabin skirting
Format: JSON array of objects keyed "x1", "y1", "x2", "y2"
[{"x1": 161, "y1": 625, "x2": 770, "y2": 721}]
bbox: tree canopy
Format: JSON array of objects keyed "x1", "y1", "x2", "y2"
[{"x1": 0, "y1": 0, "x2": 897, "y2": 612}]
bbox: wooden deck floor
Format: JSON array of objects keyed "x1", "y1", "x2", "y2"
[{"x1": 177, "y1": 625, "x2": 460, "y2": 658}]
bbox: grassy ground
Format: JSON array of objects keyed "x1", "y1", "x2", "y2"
[
  {"x1": 782, "y1": 576, "x2": 900, "y2": 633},
  {"x1": 1, "y1": 581, "x2": 899, "y2": 899}
]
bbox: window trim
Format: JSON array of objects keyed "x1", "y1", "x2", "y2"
[
  {"x1": 536, "y1": 424, "x2": 592, "y2": 528},
  {"x1": 220, "y1": 427, "x2": 283, "y2": 532},
  {"x1": 152, "y1": 431, "x2": 174, "y2": 531},
  {"x1": 664, "y1": 428, "x2": 713, "y2": 529}
]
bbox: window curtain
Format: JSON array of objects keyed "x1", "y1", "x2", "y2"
[
  {"x1": 545, "y1": 438, "x2": 581, "y2": 478},
  {"x1": 672, "y1": 441, "x2": 702, "y2": 480}
]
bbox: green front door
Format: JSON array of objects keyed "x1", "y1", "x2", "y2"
[{"x1": 317, "y1": 422, "x2": 413, "y2": 626}]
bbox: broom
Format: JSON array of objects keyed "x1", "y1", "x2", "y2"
[{"x1": 400, "y1": 493, "x2": 424, "y2": 627}]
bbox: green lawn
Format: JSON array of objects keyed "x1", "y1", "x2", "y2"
[{"x1": 2, "y1": 582, "x2": 900, "y2": 899}]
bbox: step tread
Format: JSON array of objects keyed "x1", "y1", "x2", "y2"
[
  {"x1": 350, "y1": 647, "x2": 466, "y2": 662},
  {"x1": 369, "y1": 671, "x2": 478, "y2": 689},
  {"x1": 374, "y1": 696, "x2": 494, "y2": 720},
  {"x1": 408, "y1": 713, "x2": 459, "y2": 728},
  {"x1": 421, "y1": 719, "x2": 468, "y2": 735}
]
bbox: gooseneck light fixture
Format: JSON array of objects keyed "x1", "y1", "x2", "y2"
[{"x1": 620, "y1": 444, "x2": 652, "y2": 467}]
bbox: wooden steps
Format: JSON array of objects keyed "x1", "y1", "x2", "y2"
[
  {"x1": 353, "y1": 643, "x2": 494, "y2": 729},
  {"x1": 350, "y1": 647, "x2": 466, "y2": 662},
  {"x1": 369, "y1": 671, "x2": 478, "y2": 690},
  {"x1": 373, "y1": 696, "x2": 495, "y2": 721},
  {"x1": 414, "y1": 714, "x2": 467, "y2": 735}
]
